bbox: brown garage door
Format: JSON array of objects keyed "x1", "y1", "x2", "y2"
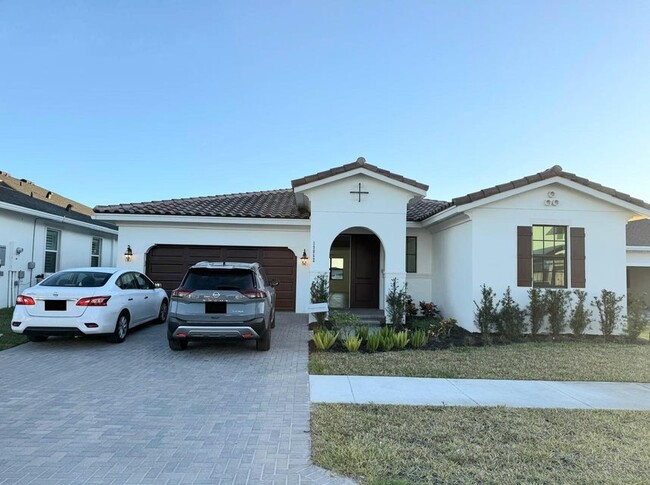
[{"x1": 146, "y1": 245, "x2": 296, "y2": 311}]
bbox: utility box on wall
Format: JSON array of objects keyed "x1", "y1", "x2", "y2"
[{"x1": 0, "y1": 245, "x2": 6, "y2": 267}]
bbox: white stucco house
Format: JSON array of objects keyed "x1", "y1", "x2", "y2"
[
  {"x1": 0, "y1": 171, "x2": 118, "y2": 308},
  {"x1": 93, "y1": 158, "x2": 650, "y2": 333}
]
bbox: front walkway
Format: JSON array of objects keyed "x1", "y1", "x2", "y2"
[{"x1": 310, "y1": 375, "x2": 650, "y2": 410}]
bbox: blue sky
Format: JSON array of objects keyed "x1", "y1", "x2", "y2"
[{"x1": 1, "y1": 1, "x2": 649, "y2": 207}]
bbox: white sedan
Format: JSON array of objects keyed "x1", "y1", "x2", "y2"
[{"x1": 11, "y1": 268, "x2": 169, "y2": 343}]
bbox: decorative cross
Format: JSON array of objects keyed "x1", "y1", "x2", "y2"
[{"x1": 350, "y1": 182, "x2": 369, "y2": 202}]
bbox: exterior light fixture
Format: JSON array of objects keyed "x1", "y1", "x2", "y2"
[
  {"x1": 301, "y1": 249, "x2": 309, "y2": 265},
  {"x1": 124, "y1": 245, "x2": 133, "y2": 262}
]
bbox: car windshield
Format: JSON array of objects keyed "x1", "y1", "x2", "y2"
[
  {"x1": 182, "y1": 268, "x2": 256, "y2": 291},
  {"x1": 41, "y1": 272, "x2": 112, "y2": 288}
]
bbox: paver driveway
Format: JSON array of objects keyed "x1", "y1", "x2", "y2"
[{"x1": 0, "y1": 313, "x2": 354, "y2": 484}]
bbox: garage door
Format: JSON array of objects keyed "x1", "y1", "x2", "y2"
[{"x1": 146, "y1": 245, "x2": 297, "y2": 311}]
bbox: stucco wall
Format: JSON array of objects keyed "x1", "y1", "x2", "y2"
[
  {"x1": 0, "y1": 209, "x2": 117, "y2": 308},
  {"x1": 405, "y1": 227, "x2": 433, "y2": 306}
]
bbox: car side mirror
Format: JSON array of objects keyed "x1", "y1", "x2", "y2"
[
  {"x1": 270, "y1": 280, "x2": 280, "y2": 288},
  {"x1": 154, "y1": 283, "x2": 163, "y2": 289}
]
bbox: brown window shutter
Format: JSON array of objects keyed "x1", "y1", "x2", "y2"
[
  {"x1": 517, "y1": 226, "x2": 532, "y2": 287},
  {"x1": 570, "y1": 227, "x2": 586, "y2": 288}
]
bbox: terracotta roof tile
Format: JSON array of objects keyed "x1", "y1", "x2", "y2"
[{"x1": 291, "y1": 157, "x2": 429, "y2": 191}]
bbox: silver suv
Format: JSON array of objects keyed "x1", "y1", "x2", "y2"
[{"x1": 167, "y1": 262, "x2": 277, "y2": 351}]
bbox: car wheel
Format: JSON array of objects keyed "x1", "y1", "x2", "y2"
[
  {"x1": 270, "y1": 309, "x2": 276, "y2": 329},
  {"x1": 108, "y1": 312, "x2": 129, "y2": 344},
  {"x1": 156, "y1": 300, "x2": 169, "y2": 324},
  {"x1": 168, "y1": 338, "x2": 187, "y2": 351},
  {"x1": 27, "y1": 335, "x2": 48, "y2": 342},
  {"x1": 256, "y1": 329, "x2": 271, "y2": 351}
]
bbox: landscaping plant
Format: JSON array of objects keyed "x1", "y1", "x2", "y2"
[
  {"x1": 410, "y1": 329, "x2": 427, "y2": 348},
  {"x1": 312, "y1": 329, "x2": 339, "y2": 351},
  {"x1": 545, "y1": 289, "x2": 569, "y2": 338},
  {"x1": 405, "y1": 297, "x2": 418, "y2": 322},
  {"x1": 527, "y1": 287, "x2": 546, "y2": 336},
  {"x1": 355, "y1": 325, "x2": 370, "y2": 342},
  {"x1": 569, "y1": 289, "x2": 592, "y2": 337},
  {"x1": 379, "y1": 326, "x2": 396, "y2": 351},
  {"x1": 428, "y1": 318, "x2": 457, "y2": 339},
  {"x1": 592, "y1": 289, "x2": 625, "y2": 337},
  {"x1": 393, "y1": 330, "x2": 409, "y2": 349},
  {"x1": 474, "y1": 284, "x2": 499, "y2": 340},
  {"x1": 342, "y1": 334, "x2": 362, "y2": 352},
  {"x1": 418, "y1": 301, "x2": 441, "y2": 319},
  {"x1": 624, "y1": 293, "x2": 648, "y2": 340},
  {"x1": 385, "y1": 278, "x2": 408, "y2": 326},
  {"x1": 310, "y1": 273, "x2": 330, "y2": 328},
  {"x1": 366, "y1": 332, "x2": 381, "y2": 353},
  {"x1": 496, "y1": 287, "x2": 527, "y2": 340}
]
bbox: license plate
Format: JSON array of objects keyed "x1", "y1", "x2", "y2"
[
  {"x1": 205, "y1": 302, "x2": 226, "y2": 314},
  {"x1": 45, "y1": 300, "x2": 66, "y2": 311}
]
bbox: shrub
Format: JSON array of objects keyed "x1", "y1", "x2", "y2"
[
  {"x1": 410, "y1": 329, "x2": 427, "y2": 348},
  {"x1": 428, "y1": 318, "x2": 457, "y2": 339},
  {"x1": 496, "y1": 287, "x2": 527, "y2": 340},
  {"x1": 342, "y1": 334, "x2": 362, "y2": 352},
  {"x1": 379, "y1": 326, "x2": 396, "y2": 351},
  {"x1": 310, "y1": 273, "x2": 329, "y2": 328},
  {"x1": 329, "y1": 311, "x2": 361, "y2": 332},
  {"x1": 545, "y1": 289, "x2": 569, "y2": 338},
  {"x1": 624, "y1": 293, "x2": 648, "y2": 340},
  {"x1": 386, "y1": 278, "x2": 408, "y2": 326},
  {"x1": 569, "y1": 290, "x2": 592, "y2": 337},
  {"x1": 527, "y1": 288, "x2": 546, "y2": 336},
  {"x1": 366, "y1": 332, "x2": 381, "y2": 353},
  {"x1": 418, "y1": 301, "x2": 441, "y2": 319},
  {"x1": 394, "y1": 330, "x2": 409, "y2": 349},
  {"x1": 405, "y1": 298, "x2": 418, "y2": 321},
  {"x1": 474, "y1": 284, "x2": 499, "y2": 339},
  {"x1": 312, "y1": 329, "x2": 338, "y2": 351},
  {"x1": 592, "y1": 289, "x2": 625, "y2": 337},
  {"x1": 355, "y1": 325, "x2": 370, "y2": 342}
]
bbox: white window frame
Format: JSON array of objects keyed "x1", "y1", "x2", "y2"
[
  {"x1": 44, "y1": 228, "x2": 61, "y2": 273},
  {"x1": 91, "y1": 237, "x2": 102, "y2": 267}
]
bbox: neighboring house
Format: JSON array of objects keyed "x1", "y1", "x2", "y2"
[
  {"x1": 627, "y1": 218, "x2": 650, "y2": 309},
  {"x1": 93, "y1": 158, "x2": 650, "y2": 333},
  {"x1": 0, "y1": 171, "x2": 118, "y2": 308}
]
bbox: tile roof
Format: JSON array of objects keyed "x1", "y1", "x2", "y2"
[
  {"x1": 406, "y1": 198, "x2": 452, "y2": 222},
  {"x1": 627, "y1": 219, "x2": 650, "y2": 246},
  {"x1": 0, "y1": 170, "x2": 95, "y2": 216},
  {"x1": 0, "y1": 185, "x2": 116, "y2": 230},
  {"x1": 291, "y1": 157, "x2": 429, "y2": 191},
  {"x1": 450, "y1": 165, "x2": 650, "y2": 211},
  {"x1": 94, "y1": 189, "x2": 311, "y2": 219}
]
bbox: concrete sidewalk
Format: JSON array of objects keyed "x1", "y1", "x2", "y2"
[{"x1": 310, "y1": 375, "x2": 650, "y2": 410}]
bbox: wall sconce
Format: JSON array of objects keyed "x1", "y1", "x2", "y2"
[
  {"x1": 124, "y1": 245, "x2": 133, "y2": 262},
  {"x1": 300, "y1": 249, "x2": 309, "y2": 265}
]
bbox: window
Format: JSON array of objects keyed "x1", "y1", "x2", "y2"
[
  {"x1": 133, "y1": 272, "x2": 155, "y2": 290},
  {"x1": 117, "y1": 272, "x2": 138, "y2": 290},
  {"x1": 91, "y1": 237, "x2": 102, "y2": 267},
  {"x1": 532, "y1": 225, "x2": 566, "y2": 288},
  {"x1": 44, "y1": 228, "x2": 60, "y2": 273},
  {"x1": 406, "y1": 236, "x2": 417, "y2": 273}
]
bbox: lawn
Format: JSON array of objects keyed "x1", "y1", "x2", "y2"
[
  {"x1": 312, "y1": 404, "x2": 650, "y2": 485},
  {"x1": 0, "y1": 307, "x2": 27, "y2": 351},
  {"x1": 309, "y1": 341, "x2": 650, "y2": 382}
]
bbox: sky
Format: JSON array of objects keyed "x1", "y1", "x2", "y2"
[{"x1": 1, "y1": 1, "x2": 649, "y2": 208}]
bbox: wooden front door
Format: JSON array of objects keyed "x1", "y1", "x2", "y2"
[{"x1": 350, "y1": 234, "x2": 380, "y2": 308}]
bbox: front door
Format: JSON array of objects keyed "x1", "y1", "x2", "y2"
[{"x1": 350, "y1": 234, "x2": 380, "y2": 308}]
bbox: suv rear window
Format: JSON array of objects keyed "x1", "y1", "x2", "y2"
[{"x1": 181, "y1": 268, "x2": 256, "y2": 291}]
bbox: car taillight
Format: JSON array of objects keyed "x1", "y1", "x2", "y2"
[
  {"x1": 171, "y1": 288, "x2": 194, "y2": 298},
  {"x1": 76, "y1": 296, "x2": 111, "y2": 307},
  {"x1": 240, "y1": 289, "x2": 267, "y2": 299},
  {"x1": 16, "y1": 295, "x2": 35, "y2": 305}
]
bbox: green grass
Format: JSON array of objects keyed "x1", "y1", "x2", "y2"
[
  {"x1": 0, "y1": 307, "x2": 28, "y2": 351},
  {"x1": 309, "y1": 341, "x2": 650, "y2": 382},
  {"x1": 312, "y1": 404, "x2": 650, "y2": 485}
]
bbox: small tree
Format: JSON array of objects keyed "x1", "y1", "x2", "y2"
[
  {"x1": 310, "y1": 273, "x2": 329, "y2": 328},
  {"x1": 497, "y1": 287, "x2": 527, "y2": 340},
  {"x1": 385, "y1": 278, "x2": 408, "y2": 326},
  {"x1": 545, "y1": 289, "x2": 569, "y2": 338},
  {"x1": 592, "y1": 289, "x2": 625, "y2": 337},
  {"x1": 624, "y1": 293, "x2": 648, "y2": 340},
  {"x1": 527, "y1": 288, "x2": 546, "y2": 337},
  {"x1": 474, "y1": 284, "x2": 499, "y2": 340},
  {"x1": 569, "y1": 290, "x2": 592, "y2": 337}
]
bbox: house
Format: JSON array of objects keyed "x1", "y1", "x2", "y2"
[
  {"x1": 0, "y1": 171, "x2": 118, "y2": 308},
  {"x1": 627, "y1": 218, "x2": 650, "y2": 309},
  {"x1": 93, "y1": 158, "x2": 650, "y2": 333}
]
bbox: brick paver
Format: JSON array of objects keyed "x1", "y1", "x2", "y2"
[{"x1": 0, "y1": 313, "x2": 354, "y2": 484}]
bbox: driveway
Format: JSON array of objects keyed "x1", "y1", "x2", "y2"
[{"x1": 0, "y1": 313, "x2": 353, "y2": 484}]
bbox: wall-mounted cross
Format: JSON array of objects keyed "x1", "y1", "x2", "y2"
[{"x1": 350, "y1": 182, "x2": 369, "y2": 202}]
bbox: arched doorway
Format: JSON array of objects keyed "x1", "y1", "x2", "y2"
[{"x1": 328, "y1": 228, "x2": 383, "y2": 309}]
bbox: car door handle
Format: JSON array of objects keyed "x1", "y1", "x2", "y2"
[
  {"x1": 128, "y1": 298, "x2": 133, "y2": 301},
  {"x1": 144, "y1": 296, "x2": 149, "y2": 299}
]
